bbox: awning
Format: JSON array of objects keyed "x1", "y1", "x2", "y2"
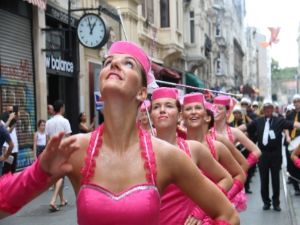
[
  {"x1": 151, "y1": 63, "x2": 181, "y2": 79},
  {"x1": 185, "y1": 72, "x2": 205, "y2": 88}
]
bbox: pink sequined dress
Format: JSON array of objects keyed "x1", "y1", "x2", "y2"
[
  {"x1": 159, "y1": 137, "x2": 200, "y2": 225},
  {"x1": 77, "y1": 125, "x2": 160, "y2": 225},
  {"x1": 210, "y1": 126, "x2": 247, "y2": 212}
]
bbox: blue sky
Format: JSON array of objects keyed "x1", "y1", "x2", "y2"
[{"x1": 245, "y1": 0, "x2": 300, "y2": 68}]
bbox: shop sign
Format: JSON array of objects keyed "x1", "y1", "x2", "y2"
[{"x1": 46, "y1": 55, "x2": 74, "y2": 74}]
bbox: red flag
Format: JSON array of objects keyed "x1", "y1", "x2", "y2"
[{"x1": 259, "y1": 27, "x2": 280, "y2": 48}]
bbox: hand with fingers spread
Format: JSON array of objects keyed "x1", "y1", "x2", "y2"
[{"x1": 40, "y1": 132, "x2": 79, "y2": 179}]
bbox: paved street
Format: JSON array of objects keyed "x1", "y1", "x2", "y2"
[{"x1": 1, "y1": 168, "x2": 300, "y2": 225}]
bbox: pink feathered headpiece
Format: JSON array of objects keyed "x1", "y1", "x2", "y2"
[
  {"x1": 204, "y1": 101, "x2": 217, "y2": 114},
  {"x1": 213, "y1": 95, "x2": 231, "y2": 107},
  {"x1": 183, "y1": 93, "x2": 205, "y2": 105},
  {"x1": 152, "y1": 87, "x2": 178, "y2": 101},
  {"x1": 140, "y1": 100, "x2": 151, "y2": 112},
  {"x1": 107, "y1": 41, "x2": 155, "y2": 85}
]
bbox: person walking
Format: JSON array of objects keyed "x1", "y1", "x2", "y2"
[
  {"x1": 33, "y1": 119, "x2": 47, "y2": 159},
  {"x1": 45, "y1": 100, "x2": 72, "y2": 212},
  {"x1": 241, "y1": 99, "x2": 300, "y2": 211},
  {"x1": 2, "y1": 106, "x2": 19, "y2": 175}
]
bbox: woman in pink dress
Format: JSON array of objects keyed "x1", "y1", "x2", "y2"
[
  {"x1": 211, "y1": 95, "x2": 261, "y2": 168},
  {"x1": 182, "y1": 94, "x2": 246, "y2": 212},
  {"x1": 150, "y1": 87, "x2": 233, "y2": 225},
  {"x1": 0, "y1": 41, "x2": 239, "y2": 224}
]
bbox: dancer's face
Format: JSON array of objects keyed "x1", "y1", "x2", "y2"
[
  {"x1": 100, "y1": 54, "x2": 146, "y2": 99},
  {"x1": 139, "y1": 111, "x2": 149, "y2": 126},
  {"x1": 151, "y1": 98, "x2": 179, "y2": 130},
  {"x1": 213, "y1": 104, "x2": 227, "y2": 122},
  {"x1": 182, "y1": 102, "x2": 206, "y2": 129}
]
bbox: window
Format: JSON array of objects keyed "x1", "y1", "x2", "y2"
[
  {"x1": 160, "y1": 0, "x2": 170, "y2": 27},
  {"x1": 189, "y1": 11, "x2": 195, "y2": 43},
  {"x1": 215, "y1": 22, "x2": 221, "y2": 37},
  {"x1": 216, "y1": 54, "x2": 222, "y2": 75},
  {"x1": 142, "y1": 0, "x2": 154, "y2": 24}
]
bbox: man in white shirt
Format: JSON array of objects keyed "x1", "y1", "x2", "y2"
[{"x1": 45, "y1": 100, "x2": 71, "y2": 212}]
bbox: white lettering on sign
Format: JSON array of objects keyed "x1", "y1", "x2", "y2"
[{"x1": 46, "y1": 56, "x2": 74, "y2": 73}]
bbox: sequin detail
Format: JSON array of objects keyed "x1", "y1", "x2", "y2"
[{"x1": 80, "y1": 184, "x2": 159, "y2": 201}]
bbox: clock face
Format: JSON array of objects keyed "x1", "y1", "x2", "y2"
[{"x1": 77, "y1": 14, "x2": 109, "y2": 48}]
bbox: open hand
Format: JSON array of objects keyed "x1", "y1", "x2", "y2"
[{"x1": 39, "y1": 132, "x2": 79, "y2": 179}]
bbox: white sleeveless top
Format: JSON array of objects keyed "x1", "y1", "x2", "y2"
[{"x1": 36, "y1": 131, "x2": 46, "y2": 146}]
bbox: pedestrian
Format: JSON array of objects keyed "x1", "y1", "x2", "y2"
[
  {"x1": 2, "y1": 106, "x2": 19, "y2": 175},
  {"x1": 240, "y1": 99, "x2": 300, "y2": 211},
  {"x1": 33, "y1": 119, "x2": 47, "y2": 159},
  {"x1": 285, "y1": 94, "x2": 300, "y2": 195},
  {"x1": 47, "y1": 104, "x2": 54, "y2": 119},
  {"x1": 0, "y1": 132, "x2": 79, "y2": 219},
  {"x1": 46, "y1": 100, "x2": 72, "y2": 212},
  {"x1": 78, "y1": 112, "x2": 95, "y2": 133},
  {"x1": 62, "y1": 41, "x2": 239, "y2": 224},
  {"x1": 0, "y1": 122, "x2": 14, "y2": 176},
  {"x1": 150, "y1": 88, "x2": 234, "y2": 224}
]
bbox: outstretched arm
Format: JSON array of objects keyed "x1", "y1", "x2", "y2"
[
  {"x1": 216, "y1": 134, "x2": 249, "y2": 172},
  {"x1": 159, "y1": 143, "x2": 239, "y2": 225},
  {"x1": 0, "y1": 132, "x2": 79, "y2": 219}
]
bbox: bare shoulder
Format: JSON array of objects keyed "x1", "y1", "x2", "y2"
[
  {"x1": 67, "y1": 133, "x2": 91, "y2": 171},
  {"x1": 151, "y1": 136, "x2": 181, "y2": 162}
]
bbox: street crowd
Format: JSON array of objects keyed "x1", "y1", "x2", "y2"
[{"x1": 0, "y1": 41, "x2": 300, "y2": 225}]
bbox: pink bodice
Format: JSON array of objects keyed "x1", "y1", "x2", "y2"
[
  {"x1": 159, "y1": 138, "x2": 196, "y2": 225},
  {"x1": 77, "y1": 125, "x2": 160, "y2": 225}
]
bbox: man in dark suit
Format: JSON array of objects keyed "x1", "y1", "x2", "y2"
[{"x1": 243, "y1": 99, "x2": 300, "y2": 211}]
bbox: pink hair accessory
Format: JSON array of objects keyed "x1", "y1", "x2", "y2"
[
  {"x1": 183, "y1": 93, "x2": 204, "y2": 105},
  {"x1": 213, "y1": 95, "x2": 231, "y2": 107},
  {"x1": 140, "y1": 100, "x2": 151, "y2": 112},
  {"x1": 108, "y1": 41, "x2": 156, "y2": 85},
  {"x1": 204, "y1": 101, "x2": 217, "y2": 114},
  {"x1": 151, "y1": 87, "x2": 178, "y2": 101}
]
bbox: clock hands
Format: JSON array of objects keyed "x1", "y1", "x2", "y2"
[
  {"x1": 90, "y1": 21, "x2": 97, "y2": 34},
  {"x1": 88, "y1": 17, "x2": 93, "y2": 35}
]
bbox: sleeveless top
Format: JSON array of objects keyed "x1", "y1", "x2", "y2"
[
  {"x1": 36, "y1": 131, "x2": 46, "y2": 146},
  {"x1": 159, "y1": 137, "x2": 197, "y2": 225},
  {"x1": 77, "y1": 125, "x2": 160, "y2": 225}
]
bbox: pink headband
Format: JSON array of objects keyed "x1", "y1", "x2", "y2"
[
  {"x1": 183, "y1": 93, "x2": 205, "y2": 105},
  {"x1": 204, "y1": 101, "x2": 217, "y2": 114},
  {"x1": 213, "y1": 95, "x2": 231, "y2": 107},
  {"x1": 107, "y1": 41, "x2": 155, "y2": 85},
  {"x1": 140, "y1": 100, "x2": 151, "y2": 112},
  {"x1": 152, "y1": 87, "x2": 178, "y2": 101}
]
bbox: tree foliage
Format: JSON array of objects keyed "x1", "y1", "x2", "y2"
[{"x1": 271, "y1": 58, "x2": 297, "y2": 80}]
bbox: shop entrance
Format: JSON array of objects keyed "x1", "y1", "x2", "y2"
[{"x1": 47, "y1": 74, "x2": 79, "y2": 133}]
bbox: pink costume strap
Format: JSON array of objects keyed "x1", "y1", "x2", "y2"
[
  {"x1": 226, "y1": 125, "x2": 235, "y2": 144},
  {"x1": 205, "y1": 135, "x2": 217, "y2": 159},
  {"x1": 209, "y1": 128, "x2": 217, "y2": 140},
  {"x1": 177, "y1": 137, "x2": 191, "y2": 157},
  {"x1": 80, "y1": 125, "x2": 104, "y2": 184},
  {"x1": 80, "y1": 124, "x2": 157, "y2": 185},
  {"x1": 140, "y1": 127, "x2": 157, "y2": 185}
]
